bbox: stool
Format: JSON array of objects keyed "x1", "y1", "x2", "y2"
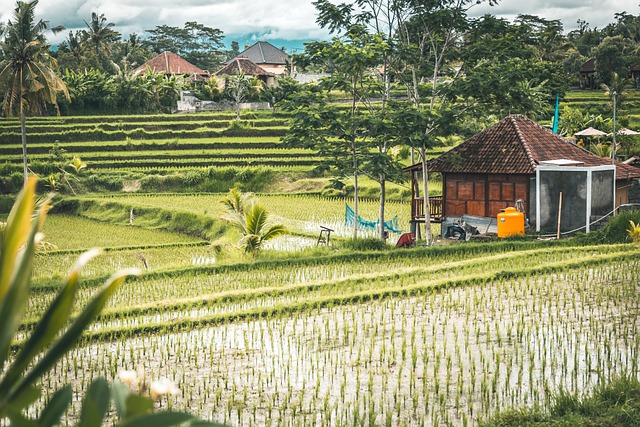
[{"x1": 317, "y1": 226, "x2": 334, "y2": 245}]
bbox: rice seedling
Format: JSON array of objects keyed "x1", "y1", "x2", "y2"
[{"x1": 19, "y1": 238, "x2": 640, "y2": 425}]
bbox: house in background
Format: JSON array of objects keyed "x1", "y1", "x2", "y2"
[
  {"x1": 225, "y1": 41, "x2": 290, "y2": 76},
  {"x1": 215, "y1": 57, "x2": 276, "y2": 86},
  {"x1": 579, "y1": 58, "x2": 596, "y2": 89},
  {"x1": 579, "y1": 57, "x2": 640, "y2": 89},
  {"x1": 134, "y1": 51, "x2": 210, "y2": 82},
  {"x1": 405, "y1": 115, "x2": 640, "y2": 234}
]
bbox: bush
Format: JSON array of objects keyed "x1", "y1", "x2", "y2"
[
  {"x1": 0, "y1": 172, "x2": 24, "y2": 194},
  {"x1": 580, "y1": 209, "x2": 640, "y2": 244},
  {"x1": 481, "y1": 375, "x2": 640, "y2": 426},
  {"x1": 340, "y1": 237, "x2": 391, "y2": 251},
  {"x1": 0, "y1": 195, "x2": 15, "y2": 213}
]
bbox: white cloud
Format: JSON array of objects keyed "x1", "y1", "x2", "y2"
[
  {"x1": 0, "y1": 0, "x2": 637, "y2": 45},
  {"x1": 469, "y1": 0, "x2": 639, "y2": 31}
]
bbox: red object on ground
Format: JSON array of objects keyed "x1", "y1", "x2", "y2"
[{"x1": 396, "y1": 233, "x2": 415, "y2": 248}]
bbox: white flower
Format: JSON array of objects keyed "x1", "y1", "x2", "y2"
[
  {"x1": 117, "y1": 369, "x2": 138, "y2": 388},
  {"x1": 150, "y1": 377, "x2": 179, "y2": 401}
]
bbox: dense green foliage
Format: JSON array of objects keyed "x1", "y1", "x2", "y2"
[
  {"x1": 482, "y1": 375, "x2": 640, "y2": 426},
  {"x1": 579, "y1": 209, "x2": 640, "y2": 244},
  {"x1": 0, "y1": 178, "x2": 220, "y2": 426}
]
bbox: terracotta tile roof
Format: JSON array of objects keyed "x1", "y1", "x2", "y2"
[
  {"x1": 226, "y1": 41, "x2": 289, "y2": 65},
  {"x1": 134, "y1": 51, "x2": 209, "y2": 78},
  {"x1": 580, "y1": 58, "x2": 596, "y2": 73},
  {"x1": 419, "y1": 115, "x2": 640, "y2": 180},
  {"x1": 215, "y1": 57, "x2": 275, "y2": 77}
]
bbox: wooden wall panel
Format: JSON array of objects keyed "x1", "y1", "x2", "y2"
[
  {"x1": 458, "y1": 182, "x2": 474, "y2": 199},
  {"x1": 489, "y1": 182, "x2": 501, "y2": 200},
  {"x1": 447, "y1": 200, "x2": 466, "y2": 216},
  {"x1": 474, "y1": 182, "x2": 485, "y2": 199},
  {"x1": 488, "y1": 201, "x2": 508, "y2": 217},
  {"x1": 446, "y1": 181, "x2": 457, "y2": 198},
  {"x1": 502, "y1": 183, "x2": 514, "y2": 200},
  {"x1": 467, "y1": 201, "x2": 485, "y2": 216},
  {"x1": 441, "y1": 173, "x2": 529, "y2": 219},
  {"x1": 515, "y1": 183, "x2": 528, "y2": 200}
]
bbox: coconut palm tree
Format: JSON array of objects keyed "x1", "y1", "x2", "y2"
[
  {"x1": 83, "y1": 12, "x2": 120, "y2": 57},
  {"x1": 601, "y1": 71, "x2": 633, "y2": 107},
  {"x1": 220, "y1": 187, "x2": 254, "y2": 216},
  {"x1": 0, "y1": 0, "x2": 69, "y2": 185},
  {"x1": 220, "y1": 189, "x2": 286, "y2": 257},
  {"x1": 224, "y1": 204, "x2": 287, "y2": 256}
]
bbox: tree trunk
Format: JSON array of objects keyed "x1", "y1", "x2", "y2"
[
  {"x1": 351, "y1": 77, "x2": 359, "y2": 239},
  {"x1": 353, "y1": 166, "x2": 359, "y2": 239},
  {"x1": 20, "y1": 101, "x2": 28, "y2": 186},
  {"x1": 379, "y1": 173, "x2": 386, "y2": 241},
  {"x1": 420, "y1": 145, "x2": 431, "y2": 244}
]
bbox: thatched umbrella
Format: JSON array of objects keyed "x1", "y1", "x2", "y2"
[
  {"x1": 574, "y1": 127, "x2": 607, "y2": 136},
  {"x1": 615, "y1": 127, "x2": 640, "y2": 135}
]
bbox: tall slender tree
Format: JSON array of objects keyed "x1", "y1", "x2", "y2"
[
  {"x1": 0, "y1": 0, "x2": 69, "y2": 185},
  {"x1": 83, "y1": 12, "x2": 120, "y2": 57}
]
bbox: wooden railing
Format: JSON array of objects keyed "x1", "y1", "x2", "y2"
[{"x1": 411, "y1": 196, "x2": 443, "y2": 222}]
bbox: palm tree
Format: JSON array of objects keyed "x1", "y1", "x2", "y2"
[
  {"x1": 0, "y1": 0, "x2": 69, "y2": 185},
  {"x1": 220, "y1": 187, "x2": 254, "y2": 216},
  {"x1": 83, "y1": 12, "x2": 120, "y2": 57},
  {"x1": 601, "y1": 71, "x2": 633, "y2": 107},
  {"x1": 223, "y1": 203, "x2": 287, "y2": 257},
  {"x1": 60, "y1": 30, "x2": 85, "y2": 59},
  {"x1": 220, "y1": 189, "x2": 286, "y2": 257}
]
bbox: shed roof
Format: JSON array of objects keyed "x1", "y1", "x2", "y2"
[
  {"x1": 134, "y1": 51, "x2": 208, "y2": 78},
  {"x1": 408, "y1": 115, "x2": 640, "y2": 180},
  {"x1": 226, "y1": 41, "x2": 289, "y2": 65},
  {"x1": 580, "y1": 58, "x2": 596, "y2": 73},
  {"x1": 215, "y1": 57, "x2": 275, "y2": 77}
]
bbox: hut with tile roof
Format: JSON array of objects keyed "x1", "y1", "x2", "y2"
[
  {"x1": 579, "y1": 58, "x2": 596, "y2": 89},
  {"x1": 225, "y1": 41, "x2": 290, "y2": 76},
  {"x1": 405, "y1": 115, "x2": 640, "y2": 232},
  {"x1": 215, "y1": 57, "x2": 276, "y2": 86},
  {"x1": 134, "y1": 51, "x2": 210, "y2": 81}
]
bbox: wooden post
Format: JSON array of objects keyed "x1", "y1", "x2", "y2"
[{"x1": 556, "y1": 192, "x2": 563, "y2": 239}]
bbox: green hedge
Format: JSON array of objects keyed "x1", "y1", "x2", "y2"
[
  {"x1": 0, "y1": 127, "x2": 287, "y2": 144},
  {"x1": 0, "y1": 119, "x2": 290, "y2": 134},
  {"x1": 0, "y1": 141, "x2": 283, "y2": 155},
  {"x1": 0, "y1": 111, "x2": 291, "y2": 125},
  {"x1": 52, "y1": 198, "x2": 225, "y2": 240}
]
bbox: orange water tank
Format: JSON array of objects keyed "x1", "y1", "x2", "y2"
[{"x1": 497, "y1": 207, "x2": 525, "y2": 238}]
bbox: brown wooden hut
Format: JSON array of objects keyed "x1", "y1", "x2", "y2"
[
  {"x1": 579, "y1": 58, "x2": 596, "y2": 89},
  {"x1": 405, "y1": 115, "x2": 640, "y2": 229}
]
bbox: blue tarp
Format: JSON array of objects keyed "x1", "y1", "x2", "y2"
[{"x1": 345, "y1": 204, "x2": 402, "y2": 234}]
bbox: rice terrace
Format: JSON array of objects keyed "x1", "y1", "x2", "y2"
[{"x1": 2, "y1": 1, "x2": 640, "y2": 426}]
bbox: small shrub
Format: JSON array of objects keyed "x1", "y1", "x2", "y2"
[
  {"x1": 582, "y1": 209, "x2": 640, "y2": 244},
  {"x1": 627, "y1": 219, "x2": 640, "y2": 243},
  {"x1": 340, "y1": 237, "x2": 391, "y2": 251}
]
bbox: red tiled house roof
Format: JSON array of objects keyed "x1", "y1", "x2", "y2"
[
  {"x1": 134, "y1": 51, "x2": 209, "y2": 79},
  {"x1": 418, "y1": 115, "x2": 640, "y2": 180},
  {"x1": 215, "y1": 58, "x2": 275, "y2": 77}
]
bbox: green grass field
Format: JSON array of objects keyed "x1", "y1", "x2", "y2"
[
  {"x1": 25, "y1": 238, "x2": 640, "y2": 426},
  {"x1": 41, "y1": 214, "x2": 203, "y2": 250},
  {"x1": 5, "y1": 90, "x2": 640, "y2": 426}
]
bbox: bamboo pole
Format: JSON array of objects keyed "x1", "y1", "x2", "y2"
[{"x1": 556, "y1": 192, "x2": 563, "y2": 239}]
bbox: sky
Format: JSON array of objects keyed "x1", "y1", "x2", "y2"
[{"x1": 0, "y1": 0, "x2": 638, "y2": 52}]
